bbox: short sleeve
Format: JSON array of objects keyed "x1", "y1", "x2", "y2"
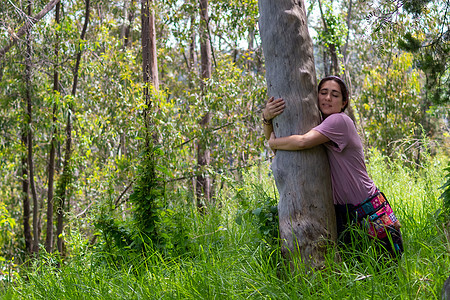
[{"x1": 313, "y1": 113, "x2": 351, "y2": 152}]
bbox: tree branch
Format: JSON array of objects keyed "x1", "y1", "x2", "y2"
[{"x1": 0, "y1": 0, "x2": 60, "y2": 60}]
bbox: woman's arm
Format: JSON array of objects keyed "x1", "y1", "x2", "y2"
[
  {"x1": 262, "y1": 97, "x2": 285, "y2": 140},
  {"x1": 268, "y1": 129, "x2": 329, "y2": 151}
]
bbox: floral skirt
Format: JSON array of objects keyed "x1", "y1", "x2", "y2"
[{"x1": 334, "y1": 202, "x2": 403, "y2": 258}]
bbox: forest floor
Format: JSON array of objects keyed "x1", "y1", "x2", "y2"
[{"x1": 1, "y1": 149, "x2": 449, "y2": 299}]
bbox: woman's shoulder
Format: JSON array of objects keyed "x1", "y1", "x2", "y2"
[
  {"x1": 320, "y1": 113, "x2": 357, "y2": 135},
  {"x1": 324, "y1": 112, "x2": 353, "y2": 124}
]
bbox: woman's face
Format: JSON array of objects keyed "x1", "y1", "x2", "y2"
[{"x1": 318, "y1": 80, "x2": 347, "y2": 117}]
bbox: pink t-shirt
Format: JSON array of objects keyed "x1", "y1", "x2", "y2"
[{"x1": 313, "y1": 113, "x2": 377, "y2": 206}]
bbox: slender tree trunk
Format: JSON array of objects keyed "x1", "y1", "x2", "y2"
[
  {"x1": 21, "y1": 133, "x2": 32, "y2": 254},
  {"x1": 258, "y1": 0, "x2": 336, "y2": 267},
  {"x1": 342, "y1": 0, "x2": 352, "y2": 63},
  {"x1": 189, "y1": 14, "x2": 196, "y2": 75},
  {"x1": 318, "y1": 0, "x2": 340, "y2": 75},
  {"x1": 24, "y1": 0, "x2": 40, "y2": 255},
  {"x1": 45, "y1": 1, "x2": 60, "y2": 253},
  {"x1": 120, "y1": 0, "x2": 129, "y2": 40},
  {"x1": 141, "y1": 0, "x2": 159, "y2": 91},
  {"x1": 56, "y1": 0, "x2": 90, "y2": 255},
  {"x1": 196, "y1": 0, "x2": 212, "y2": 210},
  {"x1": 141, "y1": 0, "x2": 159, "y2": 146},
  {"x1": 123, "y1": 0, "x2": 136, "y2": 48}
]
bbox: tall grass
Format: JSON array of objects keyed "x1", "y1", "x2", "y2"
[{"x1": 1, "y1": 151, "x2": 449, "y2": 299}]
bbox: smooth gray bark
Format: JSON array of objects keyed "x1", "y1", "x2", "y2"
[
  {"x1": 196, "y1": 0, "x2": 212, "y2": 209},
  {"x1": 259, "y1": 0, "x2": 336, "y2": 267}
]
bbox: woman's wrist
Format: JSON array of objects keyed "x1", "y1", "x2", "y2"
[{"x1": 262, "y1": 112, "x2": 272, "y2": 125}]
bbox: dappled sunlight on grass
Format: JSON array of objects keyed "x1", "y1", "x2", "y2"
[{"x1": 1, "y1": 152, "x2": 449, "y2": 299}]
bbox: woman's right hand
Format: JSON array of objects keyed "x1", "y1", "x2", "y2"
[{"x1": 263, "y1": 96, "x2": 285, "y2": 121}]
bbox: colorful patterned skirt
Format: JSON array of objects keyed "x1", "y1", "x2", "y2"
[{"x1": 335, "y1": 191, "x2": 403, "y2": 258}]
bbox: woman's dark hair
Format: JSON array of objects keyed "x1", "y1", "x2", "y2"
[{"x1": 318, "y1": 76, "x2": 349, "y2": 112}]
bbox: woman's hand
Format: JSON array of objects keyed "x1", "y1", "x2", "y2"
[
  {"x1": 263, "y1": 97, "x2": 285, "y2": 121},
  {"x1": 268, "y1": 132, "x2": 277, "y2": 153}
]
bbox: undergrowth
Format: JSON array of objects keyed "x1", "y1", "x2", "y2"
[{"x1": 0, "y1": 151, "x2": 449, "y2": 299}]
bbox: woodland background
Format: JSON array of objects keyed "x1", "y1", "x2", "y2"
[{"x1": 0, "y1": 0, "x2": 449, "y2": 298}]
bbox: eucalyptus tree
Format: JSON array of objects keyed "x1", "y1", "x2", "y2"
[
  {"x1": 0, "y1": 0, "x2": 60, "y2": 60},
  {"x1": 316, "y1": 0, "x2": 348, "y2": 76},
  {"x1": 158, "y1": 0, "x2": 264, "y2": 207},
  {"x1": 352, "y1": 0, "x2": 448, "y2": 161},
  {"x1": 357, "y1": 53, "x2": 423, "y2": 159},
  {"x1": 397, "y1": 0, "x2": 449, "y2": 124},
  {"x1": 24, "y1": 0, "x2": 41, "y2": 255},
  {"x1": 45, "y1": 0, "x2": 61, "y2": 254},
  {"x1": 54, "y1": 0, "x2": 91, "y2": 255},
  {"x1": 196, "y1": 0, "x2": 212, "y2": 209},
  {"x1": 259, "y1": 0, "x2": 336, "y2": 266}
]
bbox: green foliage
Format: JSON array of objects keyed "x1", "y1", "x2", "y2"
[
  {"x1": 368, "y1": 0, "x2": 450, "y2": 107},
  {"x1": 440, "y1": 161, "x2": 450, "y2": 218},
  {"x1": 129, "y1": 146, "x2": 164, "y2": 247},
  {"x1": 398, "y1": 30, "x2": 449, "y2": 106},
  {"x1": 316, "y1": 0, "x2": 348, "y2": 50},
  {"x1": 1, "y1": 155, "x2": 449, "y2": 299},
  {"x1": 314, "y1": 0, "x2": 348, "y2": 76},
  {"x1": 95, "y1": 143, "x2": 168, "y2": 256},
  {"x1": 95, "y1": 215, "x2": 134, "y2": 252},
  {"x1": 358, "y1": 52, "x2": 423, "y2": 159},
  {"x1": 397, "y1": 32, "x2": 422, "y2": 52},
  {"x1": 0, "y1": 202, "x2": 15, "y2": 254},
  {"x1": 403, "y1": 0, "x2": 433, "y2": 15},
  {"x1": 235, "y1": 184, "x2": 279, "y2": 246}
]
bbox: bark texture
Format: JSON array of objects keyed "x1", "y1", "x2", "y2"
[
  {"x1": 141, "y1": 0, "x2": 159, "y2": 91},
  {"x1": 25, "y1": 0, "x2": 40, "y2": 255},
  {"x1": 196, "y1": 0, "x2": 212, "y2": 209},
  {"x1": 259, "y1": 0, "x2": 336, "y2": 267},
  {"x1": 21, "y1": 133, "x2": 32, "y2": 253},
  {"x1": 56, "y1": 0, "x2": 90, "y2": 255},
  {"x1": 45, "y1": 1, "x2": 61, "y2": 253}
]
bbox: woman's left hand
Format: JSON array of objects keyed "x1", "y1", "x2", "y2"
[{"x1": 268, "y1": 132, "x2": 277, "y2": 152}]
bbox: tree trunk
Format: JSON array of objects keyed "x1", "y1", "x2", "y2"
[
  {"x1": 188, "y1": 14, "x2": 196, "y2": 76},
  {"x1": 45, "y1": 1, "x2": 60, "y2": 254},
  {"x1": 258, "y1": 0, "x2": 336, "y2": 267},
  {"x1": 318, "y1": 0, "x2": 340, "y2": 75},
  {"x1": 342, "y1": 0, "x2": 352, "y2": 63},
  {"x1": 24, "y1": 0, "x2": 40, "y2": 255},
  {"x1": 141, "y1": 0, "x2": 159, "y2": 91},
  {"x1": 56, "y1": 0, "x2": 90, "y2": 255},
  {"x1": 141, "y1": 0, "x2": 159, "y2": 147},
  {"x1": 123, "y1": 0, "x2": 136, "y2": 48},
  {"x1": 196, "y1": 0, "x2": 212, "y2": 210},
  {"x1": 21, "y1": 133, "x2": 32, "y2": 254}
]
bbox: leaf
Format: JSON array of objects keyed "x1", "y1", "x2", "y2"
[{"x1": 252, "y1": 207, "x2": 262, "y2": 216}]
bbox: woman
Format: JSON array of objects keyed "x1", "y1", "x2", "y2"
[{"x1": 262, "y1": 76, "x2": 403, "y2": 257}]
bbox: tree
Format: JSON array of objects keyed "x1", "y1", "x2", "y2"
[
  {"x1": 24, "y1": 0, "x2": 41, "y2": 255},
  {"x1": 141, "y1": 0, "x2": 159, "y2": 92},
  {"x1": 0, "y1": 0, "x2": 60, "y2": 60},
  {"x1": 141, "y1": 0, "x2": 159, "y2": 143},
  {"x1": 55, "y1": 0, "x2": 91, "y2": 255},
  {"x1": 397, "y1": 1, "x2": 449, "y2": 120},
  {"x1": 196, "y1": 0, "x2": 212, "y2": 210},
  {"x1": 317, "y1": 0, "x2": 345, "y2": 76},
  {"x1": 357, "y1": 53, "x2": 423, "y2": 160},
  {"x1": 45, "y1": 1, "x2": 61, "y2": 254},
  {"x1": 258, "y1": 0, "x2": 336, "y2": 267}
]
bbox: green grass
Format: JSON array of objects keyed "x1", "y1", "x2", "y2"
[{"x1": 1, "y1": 151, "x2": 449, "y2": 299}]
